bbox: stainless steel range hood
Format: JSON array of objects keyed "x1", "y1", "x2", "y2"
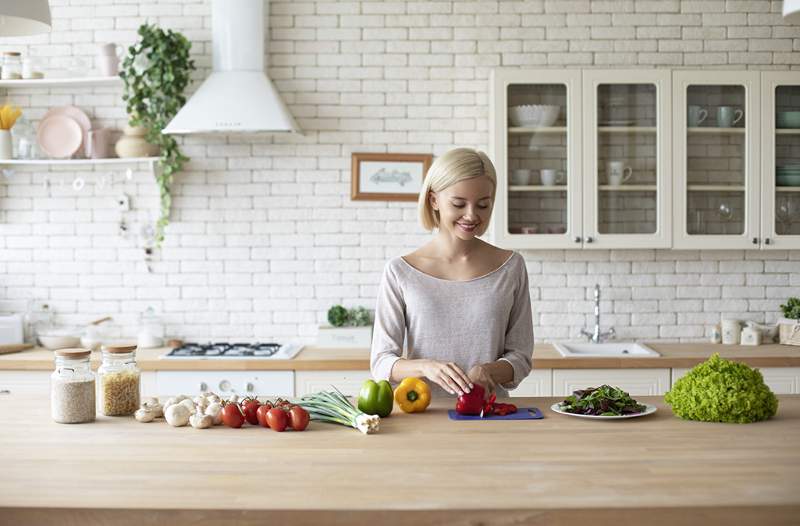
[{"x1": 164, "y1": 0, "x2": 301, "y2": 135}]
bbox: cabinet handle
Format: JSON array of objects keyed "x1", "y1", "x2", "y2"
[
  {"x1": 752, "y1": 237, "x2": 759, "y2": 245},
  {"x1": 765, "y1": 238, "x2": 772, "y2": 245},
  {"x1": 219, "y1": 379, "x2": 231, "y2": 392},
  {"x1": 574, "y1": 236, "x2": 582, "y2": 243},
  {"x1": 199, "y1": 382, "x2": 208, "y2": 392},
  {"x1": 246, "y1": 382, "x2": 255, "y2": 393},
  {"x1": 586, "y1": 236, "x2": 594, "y2": 243}
]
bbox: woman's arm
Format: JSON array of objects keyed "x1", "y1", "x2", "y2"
[
  {"x1": 390, "y1": 358, "x2": 473, "y2": 396},
  {"x1": 467, "y1": 360, "x2": 514, "y2": 395}
]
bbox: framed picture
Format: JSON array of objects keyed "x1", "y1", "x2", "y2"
[{"x1": 351, "y1": 152, "x2": 433, "y2": 201}]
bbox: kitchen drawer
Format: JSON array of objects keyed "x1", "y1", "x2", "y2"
[
  {"x1": 156, "y1": 371, "x2": 294, "y2": 397},
  {"x1": 553, "y1": 368, "x2": 671, "y2": 396},
  {"x1": 0, "y1": 371, "x2": 50, "y2": 395},
  {"x1": 672, "y1": 366, "x2": 800, "y2": 395},
  {"x1": 509, "y1": 369, "x2": 552, "y2": 397},
  {"x1": 294, "y1": 370, "x2": 372, "y2": 397}
]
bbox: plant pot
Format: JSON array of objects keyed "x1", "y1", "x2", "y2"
[
  {"x1": 116, "y1": 125, "x2": 157, "y2": 158},
  {"x1": 316, "y1": 325, "x2": 373, "y2": 348},
  {"x1": 778, "y1": 318, "x2": 800, "y2": 346},
  {"x1": 0, "y1": 129, "x2": 13, "y2": 159}
]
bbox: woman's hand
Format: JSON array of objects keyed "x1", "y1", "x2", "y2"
[
  {"x1": 419, "y1": 360, "x2": 473, "y2": 396},
  {"x1": 467, "y1": 364, "x2": 497, "y2": 397}
]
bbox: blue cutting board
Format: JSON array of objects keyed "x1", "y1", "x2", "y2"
[{"x1": 447, "y1": 408, "x2": 543, "y2": 421}]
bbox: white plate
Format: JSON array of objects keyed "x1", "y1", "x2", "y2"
[{"x1": 550, "y1": 402, "x2": 657, "y2": 420}]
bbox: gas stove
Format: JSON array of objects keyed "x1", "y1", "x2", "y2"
[{"x1": 161, "y1": 342, "x2": 304, "y2": 360}]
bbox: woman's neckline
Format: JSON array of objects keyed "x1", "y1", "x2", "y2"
[{"x1": 399, "y1": 252, "x2": 516, "y2": 283}]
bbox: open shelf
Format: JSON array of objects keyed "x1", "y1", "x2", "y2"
[
  {"x1": 0, "y1": 157, "x2": 158, "y2": 166},
  {"x1": 0, "y1": 76, "x2": 122, "y2": 88}
]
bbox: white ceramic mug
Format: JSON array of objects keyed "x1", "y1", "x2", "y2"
[
  {"x1": 688, "y1": 105, "x2": 708, "y2": 127},
  {"x1": 510, "y1": 169, "x2": 532, "y2": 186},
  {"x1": 717, "y1": 106, "x2": 743, "y2": 128},
  {"x1": 540, "y1": 169, "x2": 564, "y2": 186},
  {"x1": 606, "y1": 161, "x2": 632, "y2": 186},
  {"x1": 97, "y1": 43, "x2": 123, "y2": 76}
]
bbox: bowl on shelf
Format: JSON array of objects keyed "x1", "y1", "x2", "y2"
[
  {"x1": 508, "y1": 104, "x2": 560, "y2": 128},
  {"x1": 776, "y1": 173, "x2": 800, "y2": 187},
  {"x1": 39, "y1": 329, "x2": 82, "y2": 350},
  {"x1": 777, "y1": 111, "x2": 800, "y2": 129}
]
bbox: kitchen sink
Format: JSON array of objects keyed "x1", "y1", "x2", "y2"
[{"x1": 553, "y1": 342, "x2": 660, "y2": 358}]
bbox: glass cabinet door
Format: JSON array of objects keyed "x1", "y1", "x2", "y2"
[
  {"x1": 491, "y1": 70, "x2": 581, "y2": 249},
  {"x1": 762, "y1": 72, "x2": 800, "y2": 249},
  {"x1": 583, "y1": 71, "x2": 671, "y2": 248},
  {"x1": 673, "y1": 71, "x2": 759, "y2": 249}
]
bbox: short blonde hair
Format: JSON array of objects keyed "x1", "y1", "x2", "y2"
[{"x1": 418, "y1": 148, "x2": 497, "y2": 231}]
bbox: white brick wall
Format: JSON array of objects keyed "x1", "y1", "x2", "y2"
[{"x1": 1, "y1": 0, "x2": 799, "y2": 343}]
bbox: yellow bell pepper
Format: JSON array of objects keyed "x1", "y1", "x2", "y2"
[{"x1": 394, "y1": 377, "x2": 431, "y2": 413}]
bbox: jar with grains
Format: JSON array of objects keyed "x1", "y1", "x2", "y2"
[
  {"x1": 1, "y1": 52, "x2": 22, "y2": 80},
  {"x1": 51, "y1": 348, "x2": 96, "y2": 424},
  {"x1": 98, "y1": 344, "x2": 140, "y2": 416}
]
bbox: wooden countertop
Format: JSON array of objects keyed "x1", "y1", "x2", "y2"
[
  {"x1": 1, "y1": 343, "x2": 799, "y2": 372},
  {"x1": 1, "y1": 393, "x2": 798, "y2": 526}
]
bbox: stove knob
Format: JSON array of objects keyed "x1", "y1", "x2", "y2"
[
  {"x1": 245, "y1": 382, "x2": 255, "y2": 393},
  {"x1": 219, "y1": 379, "x2": 231, "y2": 392},
  {"x1": 199, "y1": 382, "x2": 208, "y2": 393}
]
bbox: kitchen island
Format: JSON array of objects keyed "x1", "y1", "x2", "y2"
[{"x1": 1, "y1": 393, "x2": 798, "y2": 525}]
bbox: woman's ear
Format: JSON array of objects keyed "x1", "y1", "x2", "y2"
[{"x1": 429, "y1": 191, "x2": 439, "y2": 211}]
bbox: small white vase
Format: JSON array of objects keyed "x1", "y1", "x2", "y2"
[{"x1": 0, "y1": 130, "x2": 13, "y2": 159}]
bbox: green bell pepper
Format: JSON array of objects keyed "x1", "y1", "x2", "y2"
[{"x1": 357, "y1": 379, "x2": 394, "y2": 417}]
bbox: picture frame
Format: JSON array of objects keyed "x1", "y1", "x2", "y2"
[{"x1": 351, "y1": 152, "x2": 433, "y2": 202}]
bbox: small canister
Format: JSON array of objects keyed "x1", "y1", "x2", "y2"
[
  {"x1": 740, "y1": 326, "x2": 761, "y2": 346},
  {"x1": 1, "y1": 52, "x2": 22, "y2": 80},
  {"x1": 51, "y1": 348, "x2": 96, "y2": 424},
  {"x1": 721, "y1": 319, "x2": 742, "y2": 345},
  {"x1": 97, "y1": 343, "x2": 140, "y2": 416},
  {"x1": 710, "y1": 323, "x2": 722, "y2": 344}
]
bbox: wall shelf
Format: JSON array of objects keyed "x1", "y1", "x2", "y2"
[
  {"x1": 0, "y1": 157, "x2": 157, "y2": 166},
  {"x1": 0, "y1": 76, "x2": 122, "y2": 89}
]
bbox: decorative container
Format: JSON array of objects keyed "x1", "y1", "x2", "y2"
[
  {"x1": 316, "y1": 326, "x2": 373, "y2": 348},
  {"x1": 721, "y1": 319, "x2": 742, "y2": 345},
  {"x1": 778, "y1": 318, "x2": 800, "y2": 347}
]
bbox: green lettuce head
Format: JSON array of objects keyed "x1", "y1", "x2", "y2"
[{"x1": 665, "y1": 353, "x2": 778, "y2": 424}]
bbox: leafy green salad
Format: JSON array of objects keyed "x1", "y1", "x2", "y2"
[{"x1": 560, "y1": 385, "x2": 647, "y2": 416}]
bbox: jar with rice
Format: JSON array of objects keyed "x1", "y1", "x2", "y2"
[
  {"x1": 51, "y1": 348, "x2": 96, "y2": 424},
  {"x1": 97, "y1": 344, "x2": 140, "y2": 416}
]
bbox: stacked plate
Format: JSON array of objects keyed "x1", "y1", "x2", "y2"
[
  {"x1": 36, "y1": 106, "x2": 91, "y2": 159},
  {"x1": 776, "y1": 164, "x2": 800, "y2": 187},
  {"x1": 777, "y1": 111, "x2": 800, "y2": 129}
]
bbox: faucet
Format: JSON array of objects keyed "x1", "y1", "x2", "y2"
[{"x1": 579, "y1": 284, "x2": 616, "y2": 343}]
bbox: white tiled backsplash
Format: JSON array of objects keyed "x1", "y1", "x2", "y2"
[{"x1": 0, "y1": 1, "x2": 799, "y2": 342}]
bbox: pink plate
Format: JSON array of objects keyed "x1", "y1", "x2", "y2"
[
  {"x1": 42, "y1": 105, "x2": 92, "y2": 157},
  {"x1": 37, "y1": 115, "x2": 83, "y2": 159}
]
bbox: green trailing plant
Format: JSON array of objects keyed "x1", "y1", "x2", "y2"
[
  {"x1": 326, "y1": 305, "x2": 372, "y2": 327},
  {"x1": 120, "y1": 23, "x2": 195, "y2": 247},
  {"x1": 780, "y1": 297, "x2": 800, "y2": 320}
]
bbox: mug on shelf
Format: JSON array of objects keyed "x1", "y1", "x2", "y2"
[
  {"x1": 717, "y1": 106, "x2": 743, "y2": 128},
  {"x1": 687, "y1": 105, "x2": 708, "y2": 127},
  {"x1": 540, "y1": 168, "x2": 564, "y2": 186},
  {"x1": 606, "y1": 161, "x2": 633, "y2": 186},
  {"x1": 721, "y1": 318, "x2": 742, "y2": 345},
  {"x1": 97, "y1": 43, "x2": 123, "y2": 76},
  {"x1": 510, "y1": 169, "x2": 532, "y2": 186}
]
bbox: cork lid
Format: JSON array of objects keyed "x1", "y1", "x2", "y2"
[
  {"x1": 102, "y1": 343, "x2": 138, "y2": 353},
  {"x1": 54, "y1": 348, "x2": 91, "y2": 358},
  {"x1": 3, "y1": 51, "x2": 21, "y2": 56}
]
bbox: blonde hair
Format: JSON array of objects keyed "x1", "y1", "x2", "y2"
[{"x1": 418, "y1": 148, "x2": 497, "y2": 231}]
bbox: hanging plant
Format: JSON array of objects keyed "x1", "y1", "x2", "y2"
[{"x1": 120, "y1": 23, "x2": 195, "y2": 247}]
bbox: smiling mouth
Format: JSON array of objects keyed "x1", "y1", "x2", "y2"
[{"x1": 456, "y1": 222, "x2": 479, "y2": 232}]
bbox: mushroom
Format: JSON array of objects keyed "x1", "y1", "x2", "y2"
[
  {"x1": 189, "y1": 412, "x2": 213, "y2": 429},
  {"x1": 164, "y1": 403, "x2": 191, "y2": 427},
  {"x1": 135, "y1": 408, "x2": 155, "y2": 423}
]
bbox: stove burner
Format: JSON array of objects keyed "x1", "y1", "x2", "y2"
[{"x1": 166, "y1": 342, "x2": 283, "y2": 358}]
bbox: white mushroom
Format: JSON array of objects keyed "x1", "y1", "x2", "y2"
[
  {"x1": 189, "y1": 412, "x2": 213, "y2": 429},
  {"x1": 164, "y1": 403, "x2": 191, "y2": 427},
  {"x1": 205, "y1": 402, "x2": 223, "y2": 425},
  {"x1": 142, "y1": 399, "x2": 163, "y2": 418},
  {"x1": 135, "y1": 408, "x2": 155, "y2": 423},
  {"x1": 179, "y1": 398, "x2": 197, "y2": 415}
]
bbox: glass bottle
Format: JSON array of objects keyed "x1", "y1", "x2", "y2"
[
  {"x1": 2, "y1": 52, "x2": 22, "y2": 80},
  {"x1": 51, "y1": 348, "x2": 96, "y2": 424},
  {"x1": 97, "y1": 344, "x2": 140, "y2": 416}
]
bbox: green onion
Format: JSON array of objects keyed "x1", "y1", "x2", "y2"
[{"x1": 296, "y1": 387, "x2": 380, "y2": 434}]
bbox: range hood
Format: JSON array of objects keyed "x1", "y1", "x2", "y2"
[{"x1": 164, "y1": 0, "x2": 301, "y2": 135}]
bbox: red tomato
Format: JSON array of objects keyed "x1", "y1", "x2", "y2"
[
  {"x1": 256, "y1": 403, "x2": 272, "y2": 428},
  {"x1": 266, "y1": 407, "x2": 288, "y2": 432},
  {"x1": 288, "y1": 406, "x2": 309, "y2": 431},
  {"x1": 221, "y1": 402, "x2": 245, "y2": 428},
  {"x1": 240, "y1": 398, "x2": 261, "y2": 425}
]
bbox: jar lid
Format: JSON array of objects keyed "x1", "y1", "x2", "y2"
[
  {"x1": 102, "y1": 343, "x2": 138, "y2": 353},
  {"x1": 3, "y1": 51, "x2": 21, "y2": 56},
  {"x1": 54, "y1": 348, "x2": 91, "y2": 358}
]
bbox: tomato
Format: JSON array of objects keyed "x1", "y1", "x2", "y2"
[
  {"x1": 256, "y1": 403, "x2": 272, "y2": 428},
  {"x1": 266, "y1": 407, "x2": 288, "y2": 432},
  {"x1": 240, "y1": 398, "x2": 261, "y2": 425},
  {"x1": 288, "y1": 406, "x2": 309, "y2": 431},
  {"x1": 221, "y1": 402, "x2": 245, "y2": 428}
]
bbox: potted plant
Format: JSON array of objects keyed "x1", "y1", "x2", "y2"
[
  {"x1": 120, "y1": 23, "x2": 195, "y2": 247},
  {"x1": 317, "y1": 305, "x2": 373, "y2": 348},
  {"x1": 778, "y1": 297, "x2": 800, "y2": 346}
]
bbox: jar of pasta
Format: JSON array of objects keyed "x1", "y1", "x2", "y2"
[
  {"x1": 97, "y1": 343, "x2": 140, "y2": 416},
  {"x1": 51, "y1": 348, "x2": 96, "y2": 424}
]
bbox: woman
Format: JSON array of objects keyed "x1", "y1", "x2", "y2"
[{"x1": 370, "y1": 147, "x2": 534, "y2": 399}]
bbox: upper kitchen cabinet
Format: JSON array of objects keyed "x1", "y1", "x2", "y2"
[
  {"x1": 582, "y1": 70, "x2": 672, "y2": 249},
  {"x1": 761, "y1": 72, "x2": 800, "y2": 249},
  {"x1": 673, "y1": 71, "x2": 761, "y2": 249},
  {"x1": 490, "y1": 69, "x2": 582, "y2": 249}
]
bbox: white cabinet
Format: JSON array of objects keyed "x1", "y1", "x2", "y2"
[
  {"x1": 672, "y1": 366, "x2": 800, "y2": 395},
  {"x1": 552, "y1": 368, "x2": 671, "y2": 396},
  {"x1": 294, "y1": 370, "x2": 371, "y2": 398},
  {"x1": 155, "y1": 371, "x2": 294, "y2": 397},
  {"x1": 509, "y1": 369, "x2": 552, "y2": 397}
]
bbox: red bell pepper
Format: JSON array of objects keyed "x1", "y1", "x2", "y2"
[{"x1": 455, "y1": 383, "x2": 485, "y2": 415}]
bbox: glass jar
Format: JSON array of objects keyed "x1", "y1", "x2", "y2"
[
  {"x1": 137, "y1": 306, "x2": 164, "y2": 348},
  {"x1": 2, "y1": 52, "x2": 22, "y2": 80},
  {"x1": 97, "y1": 344, "x2": 140, "y2": 416},
  {"x1": 51, "y1": 348, "x2": 96, "y2": 424}
]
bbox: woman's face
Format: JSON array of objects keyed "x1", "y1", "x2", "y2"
[{"x1": 430, "y1": 176, "x2": 495, "y2": 240}]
